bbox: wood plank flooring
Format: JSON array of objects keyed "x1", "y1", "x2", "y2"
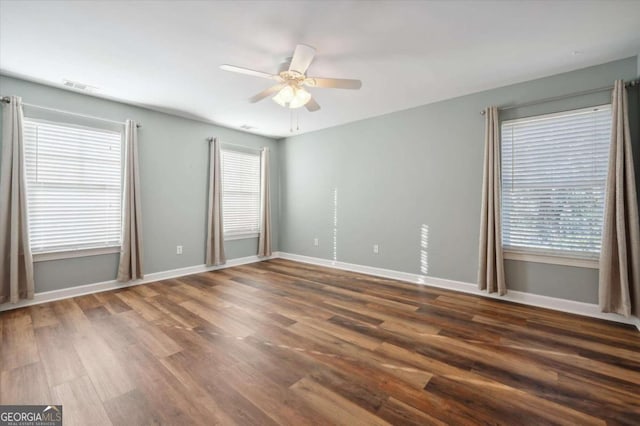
[{"x1": 1, "y1": 259, "x2": 639, "y2": 425}]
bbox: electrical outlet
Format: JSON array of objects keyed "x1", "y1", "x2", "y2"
[
  {"x1": 313, "y1": 238, "x2": 319, "y2": 247},
  {"x1": 176, "y1": 245, "x2": 183, "y2": 255},
  {"x1": 373, "y1": 244, "x2": 379, "y2": 254}
]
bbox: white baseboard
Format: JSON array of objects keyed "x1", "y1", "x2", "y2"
[
  {"x1": 0, "y1": 253, "x2": 280, "y2": 312},
  {"x1": 277, "y1": 252, "x2": 640, "y2": 330}
]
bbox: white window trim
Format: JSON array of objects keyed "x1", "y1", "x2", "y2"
[
  {"x1": 33, "y1": 246, "x2": 121, "y2": 263},
  {"x1": 503, "y1": 248, "x2": 599, "y2": 269},
  {"x1": 224, "y1": 232, "x2": 260, "y2": 241},
  {"x1": 501, "y1": 104, "x2": 610, "y2": 125}
]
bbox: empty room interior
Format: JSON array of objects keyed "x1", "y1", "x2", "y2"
[{"x1": 1, "y1": 0, "x2": 640, "y2": 425}]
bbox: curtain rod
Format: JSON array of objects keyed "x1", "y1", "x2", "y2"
[
  {"x1": 1, "y1": 96, "x2": 141, "y2": 128},
  {"x1": 207, "y1": 137, "x2": 263, "y2": 152},
  {"x1": 480, "y1": 79, "x2": 639, "y2": 115}
]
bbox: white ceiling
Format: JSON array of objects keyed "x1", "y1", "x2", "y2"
[{"x1": 1, "y1": 0, "x2": 639, "y2": 138}]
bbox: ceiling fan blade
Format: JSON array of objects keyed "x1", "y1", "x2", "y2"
[
  {"x1": 220, "y1": 64, "x2": 279, "y2": 80},
  {"x1": 289, "y1": 44, "x2": 316, "y2": 74},
  {"x1": 249, "y1": 84, "x2": 286, "y2": 103},
  {"x1": 305, "y1": 97, "x2": 321, "y2": 112},
  {"x1": 304, "y1": 77, "x2": 362, "y2": 90}
]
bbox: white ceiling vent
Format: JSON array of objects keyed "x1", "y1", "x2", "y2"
[{"x1": 62, "y1": 79, "x2": 97, "y2": 92}]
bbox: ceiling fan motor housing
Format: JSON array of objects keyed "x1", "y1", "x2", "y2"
[{"x1": 279, "y1": 70, "x2": 306, "y2": 85}]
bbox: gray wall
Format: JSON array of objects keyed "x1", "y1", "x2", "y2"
[
  {"x1": 279, "y1": 57, "x2": 639, "y2": 304},
  {"x1": 2, "y1": 57, "x2": 638, "y2": 302},
  {"x1": 0, "y1": 75, "x2": 280, "y2": 292}
]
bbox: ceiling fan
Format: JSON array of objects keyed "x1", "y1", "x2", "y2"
[{"x1": 220, "y1": 44, "x2": 362, "y2": 112}]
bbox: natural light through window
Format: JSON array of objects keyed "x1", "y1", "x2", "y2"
[
  {"x1": 221, "y1": 148, "x2": 261, "y2": 237},
  {"x1": 501, "y1": 105, "x2": 611, "y2": 258},
  {"x1": 420, "y1": 224, "x2": 429, "y2": 275},
  {"x1": 23, "y1": 118, "x2": 123, "y2": 254},
  {"x1": 332, "y1": 188, "x2": 338, "y2": 262}
]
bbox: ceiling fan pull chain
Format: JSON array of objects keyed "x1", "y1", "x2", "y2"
[
  {"x1": 290, "y1": 110, "x2": 293, "y2": 133},
  {"x1": 297, "y1": 111, "x2": 300, "y2": 131}
]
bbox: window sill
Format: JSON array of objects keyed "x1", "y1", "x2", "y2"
[
  {"x1": 503, "y1": 249, "x2": 599, "y2": 269},
  {"x1": 33, "y1": 246, "x2": 121, "y2": 262},
  {"x1": 224, "y1": 232, "x2": 260, "y2": 241}
]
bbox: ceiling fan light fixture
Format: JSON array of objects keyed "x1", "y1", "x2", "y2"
[
  {"x1": 272, "y1": 85, "x2": 311, "y2": 109},
  {"x1": 272, "y1": 85, "x2": 294, "y2": 106},
  {"x1": 289, "y1": 87, "x2": 311, "y2": 108}
]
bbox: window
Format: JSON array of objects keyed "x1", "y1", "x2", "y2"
[
  {"x1": 501, "y1": 105, "x2": 611, "y2": 263},
  {"x1": 24, "y1": 118, "x2": 123, "y2": 256},
  {"x1": 221, "y1": 148, "x2": 261, "y2": 238}
]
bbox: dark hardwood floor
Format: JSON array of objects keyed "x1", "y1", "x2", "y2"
[{"x1": 1, "y1": 258, "x2": 639, "y2": 425}]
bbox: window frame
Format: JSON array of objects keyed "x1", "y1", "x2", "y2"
[
  {"x1": 23, "y1": 116, "x2": 124, "y2": 262},
  {"x1": 220, "y1": 146, "x2": 262, "y2": 241},
  {"x1": 500, "y1": 104, "x2": 611, "y2": 269},
  {"x1": 33, "y1": 246, "x2": 121, "y2": 263}
]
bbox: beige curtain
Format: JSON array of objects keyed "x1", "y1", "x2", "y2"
[
  {"x1": 206, "y1": 137, "x2": 226, "y2": 266},
  {"x1": 599, "y1": 80, "x2": 640, "y2": 317},
  {"x1": 0, "y1": 96, "x2": 35, "y2": 303},
  {"x1": 258, "y1": 147, "x2": 272, "y2": 257},
  {"x1": 478, "y1": 106, "x2": 506, "y2": 295},
  {"x1": 117, "y1": 120, "x2": 144, "y2": 282}
]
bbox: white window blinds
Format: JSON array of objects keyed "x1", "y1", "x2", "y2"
[
  {"x1": 23, "y1": 118, "x2": 123, "y2": 253},
  {"x1": 501, "y1": 105, "x2": 611, "y2": 257},
  {"x1": 221, "y1": 148, "x2": 261, "y2": 236}
]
